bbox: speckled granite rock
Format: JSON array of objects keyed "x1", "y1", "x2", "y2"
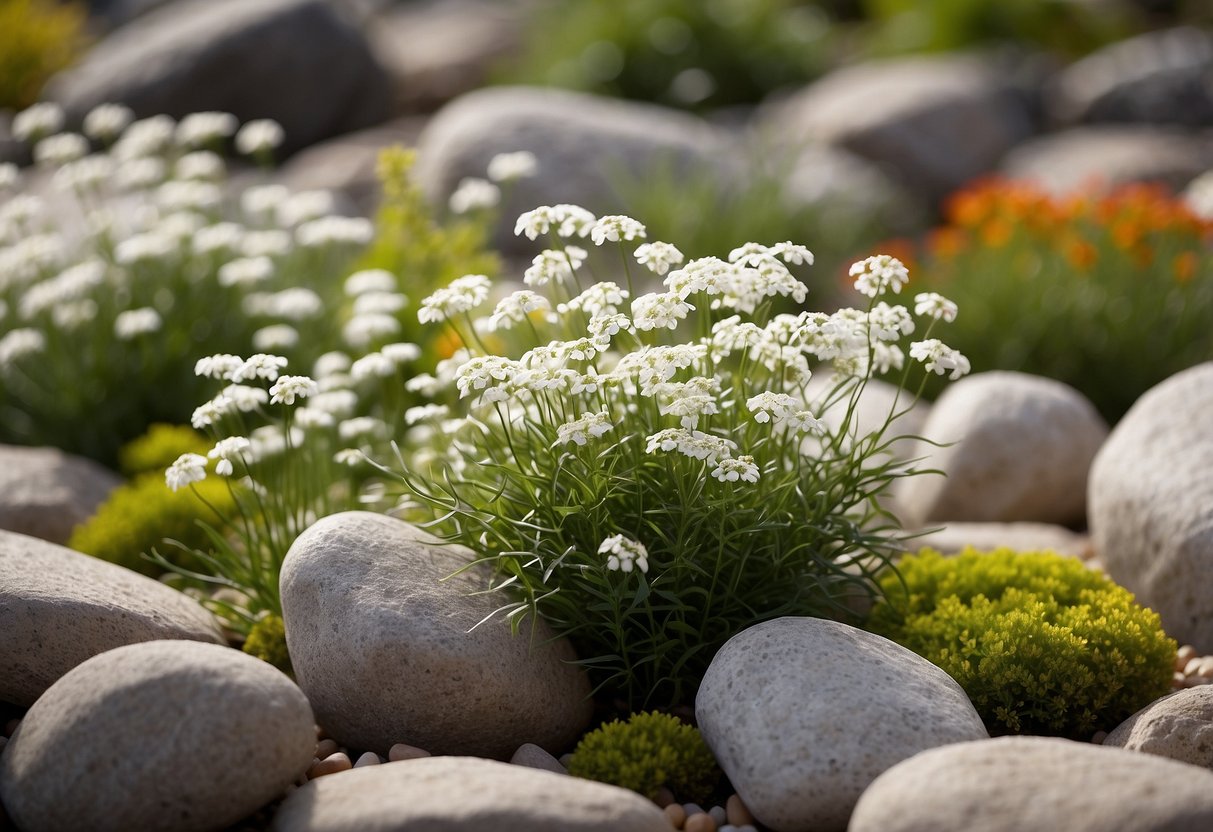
[
  {"x1": 0, "y1": 529, "x2": 223, "y2": 706},
  {"x1": 696, "y1": 617, "x2": 987, "y2": 832},
  {"x1": 280, "y1": 511, "x2": 592, "y2": 758},
  {"x1": 0, "y1": 640, "x2": 315, "y2": 832},
  {"x1": 270, "y1": 756, "x2": 671, "y2": 831},
  {"x1": 849, "y1": 736, "x2": 1213, "y2": 832},
  {"x1": 1105, "y1": 678, "x2": 1213, "y2": 769}
]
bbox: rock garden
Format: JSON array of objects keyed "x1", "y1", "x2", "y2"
[{"x1": 3, "y1": 1, "x2": 1213, "y2": 830}]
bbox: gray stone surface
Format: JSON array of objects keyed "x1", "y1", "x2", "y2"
[
  {"x1": 413, "y1": 86, "x2": 735, "y2": 252},
  {"x1": 1105, "y1": 686, "x2": 1213, "y2": 769},
  {"x1": 1048, "y1": 27, "x2": 1213, "y2": 127},
  {"x1": 46, "y1": 0, "x2": 390, "y2": 155},
  {"x1": 280, "y1": 511, "x2": 592, "y2": 758},
  {"x1": 0, "y1": 640, "x2": 315, "y2": 832},
  {"x1": 0, "y1": 444, "x2": 121, "y2": 544},
  {"x1": 695, "y1": 617, "x2": 987, "y2": 832},
  {"x1": 270, "y1": 756, "x2": 671, "y2": 831},
  {"x1": 760, "y1": 53, "x2": 1035, "y2": 204},
  {"x1": 1001, "y1": 126, "x2": 1213, "y2": 195},
  {"x1": 510, "y1": 742, "x2": 568, "y2": 775},
  {"x1": 849, "y1": 736, "x2": 1213, "y2": 832},
  {"x1": 1089, "y1": 363, "x2": 1213, "y2": 653},
  {"x1": 907, "y1": 522, "x2": 1093, "y2": 560},
  {"x1": 896, "y1": 372, "x2": 1108, "y2": 528},
  {"x1": 0, "y1": 529, "x2": 223, "y2": 706}
]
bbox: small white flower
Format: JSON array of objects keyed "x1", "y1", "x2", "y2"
[
  {"x1": 487, "y1": 151, "x2": 538, "y2": 182},
  {"x1": 13, "y1": 103, "x2": 64, "y2": 141},
  {"x1": 34, "y1": 133, "x2": 89, "y2": 166},
  {"x1": 524, "y1": 247, "x2": 587, "y2": 287},
  {"x1": 910, "y1": 339, "x2": 971, "y2": 380},
  {"x1": 309, "y1": 389, "x2": 359, "y2": 417},
  {"x1": 344, "y1": 269, "x2": 397, "y2": 296},
  {"x1": 343, "y1": 314, "x2": 401, "y2": 349},
  {"x1": 663, "y1": 256, "x2": 735, "y2": 299},
  {"x1": 114, "y1": 307, "x2": 162, "y2": 339},
  {"x1": 114, "y1": 156, "x2": 167, "y2": 190},
  {"x1": 313, "y1": 351, "x2": 351, "y2": 378},
  {"x1": 598, "y1": 535, "x2": 649, "y2": 574},
  {"x1": 381, "y1": 342, "x2": 421, "y2": 366},
  {"x1": 914, "y1": 292, "x2": 959, "y2": 323},
  {"x1": 195, "y1": 353, "x2": 244, "y2": 380},
  {"x1": 176, "y1": 111, "x2": 238, "y2": 148},
  {"x1": 868, "y1": 302, "x2": 915, "y2": 342},
  {"x1": 295, "y1": 216, "x2": 374, "y2": 247},
  {"x1": 555, "y1": 411, "x2": 613, "y2": 446},
  {"x1": 82, "y1": 104, "x2": 134, "y2": 141},
  {"x1": 634, "y1": 241, "x2": 685, "y2": 275},
  {"x1": 0, "y1": 162, "x2": 18, "y2": 191},
  {"x1": 449, "y1": 177, "x2": 500, "y2": 214},
  {"x1": 514, "y1": 204, "x2": 597, "y2": 240},
  {"x1": 487, "y1": 290, "x2": 551, "y2": 331},
  {"x1": 231, "y1": 353, "x2": 288, "y2": 383},
  {"x1": 334, "y1": 448, "x2": 365, "y2": 466},
  {"x1": 850, "y1": 254, "x2": 910, "y2": 298},
  {"x1": 269, "y1": 374, "x2": 319, "y2": 405},
  {"x1": 175, "y1": 150, "x2": 226, "y2": 181},
  {"x1": 193, "y1": 222, "x2": 245, "y2": 256},
  {"x1": 351, "y1": 352, "x2": 396, "y2": 381},
  {"x1": 644, "y1": 427, "x2": 735, "y2": 465},
  {"x1": 711, "y1": 455, "x2": 760, "y2": 484},
  {"x1": 590, "y1": 215, "x2": 646, "y2": 246},
  {"x1": 338, "y1": 416, "x2": 385, "y2": 441},
  {"x1": 747, "y1": 392, "x2": 798, "y2": 425},
  {"x1": 252, "y1": 324, "x2": 299, "y2": 351},
  {"x1": 208, "y1": 437, "x2": 251, "y2": 477},
  {"x1": 165, "y1": 453, "x2": 208, "y2": 492},
  {"x1": 113, "y1": 115, "x2": 175, "y2": 159},
  {"x1": 631, "y1": 292, "x2": 693, "y2": 332},
  {"x1": 222, "y1": 384, "x2": 269, "y2": 412},
  {"x1": 294, "y1": 407, "x2": 335, "y2": 430},
  {"x1": 0, "y1": 328, "x2": 46, "y2": 368},
  {"x1": 235, "y1": 119, "x2": 284, "y2": 155},
  {"x1": 405, "y1": 404, "x2": 450, "y2": 425},
  {"x1": 275, "y1": 189, "x2": 336, "y2": 227},
  {"x1": 417, "y1": 274, "x2": 491, "y2": 323},
  {"x1": 784, "y1": 410, "x2": 825, "y2": 434}
]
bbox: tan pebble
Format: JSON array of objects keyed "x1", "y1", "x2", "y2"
[
  {"x1": 663, "y1": 803, "x2": 687, "y2": 828},
  {"x1": 315, "y1": 738, "x2": 339, "y2": 759},
  {"x1": 653, "y1": 786, "x2": 677, "y2": 808},
  {"x1": 388, "y1": 742, "x2": 431, "y2": 762},
  {"x1": 684, "y1": 813, "x2": 717, "y2": 832},
  {"x1": 307, "y1": 752, "x2": 352, "y2": 778},
  {"x1": 726, "y1": 795, "x2": 755, "y2": 826},
  {"x1": 1177, "y1": 645, "x2": 1199, "y2": 669},
  {"x1": 1174, "y1": 671, "x2": 1188, "y2": 688},
  {"x1": 354, "y1": 751, "x2": 381, "y2": 767},
  {"x1": 1198, "y1": 657, "x2": 1213, "y2": 677},
  {"x1": 1091, "y1": 731, "x2": 1107, "y2": 745},
  {"x1": 3, "y1": 719, "x2": 18, "y2": 737},
  {"x1": 1184, "y1": 657, "x2": 1206, "y2": 676}
]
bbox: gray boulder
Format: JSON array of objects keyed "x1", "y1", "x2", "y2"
[
  {"x1": 1048, "y1": 27, "x2": 1213, "y2": 127},
  {"x1": 0, "y1": 640, "x2": 315, "y2": 832},
  {"x1": 696, "y1": 617, "x2": 987, "y2": 832},
  {"x1": 413, "y1": 86, "x2": 735, "y2": 252},
  {"x1": 280, "y1": 511, "x2": 592, "y2": 758},
  {"x1": 849, "y1": 736, "x2": 1213, "y2": 832},
  {"x1": 907, "y1": 522, "x2": 1093, "y2": 560},
  {"x1": 895, "y1": 372, "x2": 1108, "y2": 528},
  {"x1": 1001, "y1": 126, "x2": 1213, "y2": 195},
  {"x1": 1105, "y1": 686, "x2": 1213, "y2": 769},
  {"x1": 1089, "y1": 362, "x2": 1213, "y2": 652},
  {"x1": 0, "y1": 529, "x2": 223, "y2": 706},
  {"x1": 46, "y1": 0, "x2": 390, "y2": 155},
  {"x1": 270, "y1": 756, "x2": 671, "y2": 831},
  {"x1": 0, "y1": 444, "x2": 120, "y2": 544},
  {"x1": 759, "y1": 53, "x2": 1035, "y2": 204}
]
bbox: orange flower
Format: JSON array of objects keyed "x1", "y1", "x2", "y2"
[
  {"x1": 1063, "y1": 238, "x2": 1097, "y2": 272},
  {"x1": 927, "y1": 228, "x2": 966, "y2": 260},
  {"x1": 980, "y1": 218, "x2": 1013, "y2": 248},
  {"x1": 434, "y1": 324, "x2": 465, "y2": 359},
  {"x1": 1172, "y1": 251, "x2": 1198, "y2": 284}
]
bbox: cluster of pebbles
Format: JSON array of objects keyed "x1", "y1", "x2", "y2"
[{"x1": 1173, "y1": 645, "x2": 1213, "y2": 689}]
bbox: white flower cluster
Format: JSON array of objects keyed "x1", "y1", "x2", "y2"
[{"x1": 598, "y1": 535, "x2": 649, "y2": 574}]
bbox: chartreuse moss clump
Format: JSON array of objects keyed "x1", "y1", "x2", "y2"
[
  {"x1": 118, "y1": 423, "x2": 210, "y2": 477},
  {"x1": 867, "y1": 548, "x2": 1176, "y2": 739},
  {"x1": 242, "y1": 614, "x2": 291, "y2": 675},
  {"x1": 568, "y1": 712, "x2": 719, "y2": 803}
]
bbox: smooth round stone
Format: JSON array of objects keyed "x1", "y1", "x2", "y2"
[
  {"x1": 1104, "y1": 686, "x2": 1213, "y2": 769},
  {"x1": 0, "y1": 640, "x2": 315, "y2": 832}
]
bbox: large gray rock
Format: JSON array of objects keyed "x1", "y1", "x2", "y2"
[
  {"x1": 270, "y1": 756, "x2": 671, "y2": 831},
  {"x1": 1089, "y1": 362, "x2": 1213, "y2": 653},
  {"x1": 46, "y1": 0, "x2": 390, "y2": 155},
  {"x1": 1105, "y1": 686, "x2": 1213, "y2": 769},
  {"x1": 896, "y1": 372, "x2": 1108, "y2": 528},
  {"x1": 0, "y1": 640, "x2": 315, "y2": 832},
  {"x1": 280, "y1": 511, "x2": 592, "y2": 758},
  {"x1": 696, "y1": 617, "x2": 987, "y2": 832},
  {"x1": 0, "y1": 444, "x2": 121, "y2": 544},
  {"x1": 760, "y1": 54, "x2": 1035, "y2": 204},
  {"x1": 907, "y1": 522, "x2": 1093, "y2": 560},
  {"x1": 0, "y1": 529, "x2": 223, "y2": 706},
  {"x1": 1048, "y1": 27, "x2": 1213, "y2": 127},
  {"x1": 1001, "y1": 126, "x2": 1213, "y2": 195},
  {"x1": 413, "y1": 86, "x2": 735, "y2": 252},
  {"x1": 849, "y1": 736, "x2": 1213, "y2": 832}
]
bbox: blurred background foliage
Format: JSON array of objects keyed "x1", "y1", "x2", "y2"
[{"x1": 0, "y1": 0, "x2": 89, "y2": 110}]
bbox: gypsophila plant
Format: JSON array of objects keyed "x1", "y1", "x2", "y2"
[
  {"x1": 868, "y1": 548, "x2": 1177, "y2": 739},
  {"x1": 376, "y1": 204, "x2": 970, "y2": 708},
  {"x1": 0, "y1": 102, "x2": 372, "y2": 465}
]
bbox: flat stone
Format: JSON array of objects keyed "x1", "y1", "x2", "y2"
[
  {"x1": 280, "y1": 511, "x2": 592, "y2": 758},
  {"x1": 696, "y1": 617, "x2": 987, "y2": 832},
  {"x1": 270, "y1": 756, "x2": 672, "y2": 831},
  {"x1": 510, "y1": 742, "x2": 568, "y2": 775},
  {"x1": 1105, "y1": 686, "x2": 1213, "y2": 769},
  {"x1": 895, "y1": 371, "x2": 1107, "y2": 528},
  {"x1": 906, "y1": 522, "x2": 1093, "y2": 560},
  {"x1": 0, "y1": 529, "x2": 223, "y2": 706},
  {"x1": 1090, "y1": 363, "x2": 1213, "y2": 652},
  {"x1": 850, "y1": 736, "x2": 1213, "y2": 832},
  {"x1": 0, "y1": 640, "x2": 315, "y2": 832},
  {"x1": 0, "y1": 444, "x2": 121, "y2": 545}
]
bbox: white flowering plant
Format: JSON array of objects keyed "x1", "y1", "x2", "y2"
[
  {"x1": 378, "y1": 206, "x2": 970, "y2": 708},
  {"x1": 0, "y1": 103, "x2": 373, "y2": 465}
]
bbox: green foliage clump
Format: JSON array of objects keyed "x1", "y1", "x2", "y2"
[
  {"x1": 68, "y1": 473, "x2": 235, "y2": 577},
  {"x1": 242, "y1": 614, "x2": 292, "y2": 675},
  {"x1": 568, "y1": 712, "x2": 719, "y2": 803},
  {"x1": 118, "y1": 423, "x2": 210, "y2": 478},
  {"x1": 868, "y1": 548, "x2": 1177, "y2": 739},
  {"x1": 0, "y1": 0, "x2": 88, "y2": 110}
]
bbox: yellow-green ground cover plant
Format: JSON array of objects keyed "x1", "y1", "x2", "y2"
[
  {"x1": 0, "y1": 0, "x2": 88, "y2": 110},
  {"x1": 867, "y1": 548, "x2": 1176, "y2": 739}
]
